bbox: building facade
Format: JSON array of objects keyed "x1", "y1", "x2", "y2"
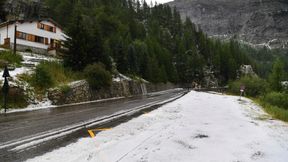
[{"x1": 0, "y1": 19, "x2": 66, "y2": 55}]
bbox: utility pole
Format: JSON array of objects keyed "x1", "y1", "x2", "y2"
[{"x1": 13, "y1": 24, "x2": 17, "y2": 54}]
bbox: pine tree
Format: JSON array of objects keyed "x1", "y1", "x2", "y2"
[
  {"x1": 63, "y1": 3, "x2": 89, "y2": 71},
  {"x1": 0, "y1": 0, "x2": 6, "y2": 21},
  {"x1": 269, "y1": 58, "x2": 285, "y2": 91},
  {"x1": 127, "y1": 44, "x2": 138, "y2": 74},
  {"x1": 47, "y1": 0, "x2": 255, "y2": 84}
]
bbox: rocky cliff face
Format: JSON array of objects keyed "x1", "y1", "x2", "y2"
[
  {"x1": 2, "y1": 0, "x2": 47, "y2": 20},
  {"x1": 169, "y1": 0, "x2": 288, "y2": 48}
]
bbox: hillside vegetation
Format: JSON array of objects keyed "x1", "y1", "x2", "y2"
[{"x1": 42, "y1": 0, "x2": 256, "y2": 85}]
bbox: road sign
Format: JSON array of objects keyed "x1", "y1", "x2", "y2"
[
  {"x1": 239, "y1": 85, "x2": 245, "y2": 100},
  {"x1": 240, "y1": 85, "x2": 245, "y2": 91}
]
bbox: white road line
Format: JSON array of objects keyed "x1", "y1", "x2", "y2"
[{"x1": 0, "y1": 93, "x2": 185, "y2": 151}]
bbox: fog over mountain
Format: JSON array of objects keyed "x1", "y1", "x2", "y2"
[{"x1": 168, "y1": 0, "x2": 288, "y2": 48}]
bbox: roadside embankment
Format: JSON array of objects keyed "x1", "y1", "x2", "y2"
[{"x1": 48, "y1": 80, "x2": 179, "y2": 105}]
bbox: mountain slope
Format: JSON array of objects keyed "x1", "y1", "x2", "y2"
[{"x1": 168, "y1": 0, "x2": 288, "y2": 48}]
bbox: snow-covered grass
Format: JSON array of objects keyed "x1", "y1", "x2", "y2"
[
  {"x1": 0, "y1": 51, "x2": 60, "y2": 111},
  {"x1": 0, "y1": 51, "x2": 58, "y2": 82},
  {"x1": 26, "y1": 91, "x2": 288, "y2": 162}
]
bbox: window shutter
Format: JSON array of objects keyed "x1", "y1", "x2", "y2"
[
  {"x1": 31, "y1": 35, "x2": 35, "y2": 42},
  {"x1": 45, "y1": 38, "x2": 49, "y2": 45},
  {"x1": 16, "y1": 31, "x2": 20, "y2": 38},
  {"x1": 28, "y1": 34, "x2": 32, "y2": 41},
  {"x1": 44, "y1": 24, "x2": 47, "y2": 30}
]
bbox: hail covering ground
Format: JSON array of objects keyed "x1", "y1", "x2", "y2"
[
  {"x1": 26, "y1": 91, "x2": 288, "y2": 162},
  {"x1": 0, "y1": 49, "x2": 58, "y2": 81}
]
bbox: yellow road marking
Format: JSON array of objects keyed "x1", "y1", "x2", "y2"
[
  {"x1": 88, "y1": 130, "x2": 95, "y2": 138},
  {"x1": 87, "y1": 128, "x2": 111, "y2": 138},
  {"x1": 90, "y1": 128, "x2": 111, "y2": 131}
]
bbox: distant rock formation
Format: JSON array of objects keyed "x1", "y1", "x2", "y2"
[
  {"x1": 168, "y1": 0, "x2": 288, "y2": 48},
  {"x1": 203, "y1": 66, "x2": 218, "y2": 88},
  {"x1": 3, "y1": 0, "x2": 47, "y2": 20},
  {"x1": 239, "y1": 65, "x2": 257, "y2": 77}
]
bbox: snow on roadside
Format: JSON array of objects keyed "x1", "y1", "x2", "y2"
[
  {"x1": 26, "y1": 91, "x2": 288, "y2": 162},
  {"x1": 0, "y1": 51, "x2": 59, "y2": 113},
  {"x1": 0, "y1": 100, "x2": 56, "y2": 114}
]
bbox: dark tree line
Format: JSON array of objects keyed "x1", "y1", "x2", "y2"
[
  {"x1": 0, "y1": 0, "x2": 6, "y2": 22},
  {"x1": 45, "y1": 0, "x2": 255, "y2": 85}
]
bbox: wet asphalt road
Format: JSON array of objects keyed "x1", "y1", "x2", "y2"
[{"x1": 0, "y1": 90, "x2": 185, "y2": 162}]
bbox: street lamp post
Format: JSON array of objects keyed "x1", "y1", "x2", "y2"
[
  {"x1": 14, "y1": 24, "x2": 17, "y2": 55},
  {"x1": 2, "y1": 66, "x2": 10, "y2": 113}
]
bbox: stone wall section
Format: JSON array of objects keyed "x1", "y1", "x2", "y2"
[{"x1": 48, "y1": 80, "x2": 178, "y2": 105}]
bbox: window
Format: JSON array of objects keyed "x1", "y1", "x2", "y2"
[
  {"x1": 40, "y1": 24, "x2": 45, "y2": 29},
  {"x1": 49, "y1": 26, "x2": 54, "y2": 32},
  {"x1": 17, "y1": 32, "x2": 27, "y2": 40},
  {"x1": 35, "y1": 36, "x2": 44, "y2": 44},
  {"x1": 38, "y1": 22, "x2": 56, "y2": 33},
  {"x1": 16, "y1": 31, "x2": 47, "y2": 44}
]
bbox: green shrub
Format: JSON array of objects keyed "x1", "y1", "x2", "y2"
[
  {"x1": 25, "y1": 48, "x2": 32, "y2": 53},
  {"x1": 262, "y1": 92, "x2": 288, "y2": 110},
  {"x1": 84, "y1": 63, "x2": 112, "y2": 89},
  {"x1": 229, "y1": 76, "x2": 267, "y2": 97},
  {"x1": 0, "y1": 87, "x2": 29, "y2": 109},
  {"x1": 258, "y1": 100, "x2": 288, "y2": 122},
  {"x1": 32, "y1": 64, "x2": 53, "y2": 89},
  {"x1": 17, "y1": 73, "x2": 32, "y2": 82},
  {"x1": 0, "y1": 50, "x2": 23, "y2": 67},
  {"x1": 59, "y1": 85, "x2": 71, "y2": 95},
  {"x1": 31, "y1": 61, "x2": 82, "y2": 90}
]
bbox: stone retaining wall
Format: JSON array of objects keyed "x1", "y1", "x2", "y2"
[
  {"x1": 48, "y1": 80, "x2": 178, "y2": 105},
  {"x1": 10, "y1": 43, "x2": 48, "y2": 55}
]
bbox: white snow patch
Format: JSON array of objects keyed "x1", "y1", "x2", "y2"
[
  {"x1": 112, "y1": 77, "x2": 121, "y2": 82},
  {"x1": 113, "y1": 74, "x2": 132, "y2": 82},
  {"x1": 26, "y1": 91, "x2": 288, "y2": 162},
  {"x1": 0, "y1": 99, "x2": 55, "y2": 114},
  {"x1": 0, "y1": 48, "x2": 7, "y2": 51},
  {"x1": 119, "y1": 73, "x2": 132, "y2": 81},
  {"x1": 113, "y1": 74, "x2": 149, "y2": 83},
  {"x1": 0, "y1": 67, "x2": 29, "y2": 81}
]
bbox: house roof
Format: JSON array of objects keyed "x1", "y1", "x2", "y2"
[{"x1": 0, "y1": 18, "x2": 63, "y2": 30}]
